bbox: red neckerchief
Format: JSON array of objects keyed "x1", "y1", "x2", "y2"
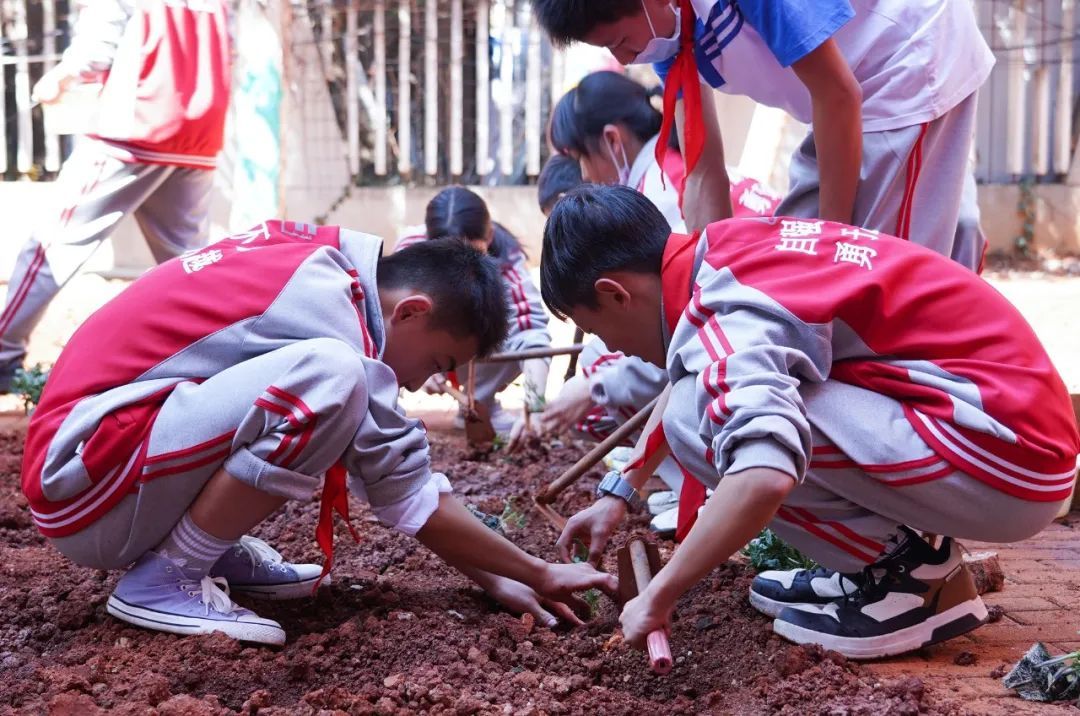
[
  {"x1": 655, "y1": 0, "x2": 703, "y2": 200},
  {"x1": 314, "y1": 461, "x2": 360, "y2": 594},
  {"x1": 658, "y1": 231, "x2": 709, "y2": 542},
  {"x1": 622, "y1": 232, "x2": 698, "y2": 479}
]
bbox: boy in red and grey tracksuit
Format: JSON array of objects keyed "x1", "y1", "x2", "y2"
[
  {"x1": 542, "y1": 185, "x2": 1078, "y2": 660},
  {"x1": 23, "y1": 220, "x2": 613, "y2": 645},
  {"x1": 542, "y1": 164, "x2": 779, "y2": 532},
  {"x1": 396, "y1": 224, "x2": 551, "y2": 438},
  {"x1": 0, "y1": 0, "x2": 231, "y2": 390}
]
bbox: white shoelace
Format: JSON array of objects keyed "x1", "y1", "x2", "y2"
[
  {"x1": 234, "y1": 536, "x2": 287, "y2": 577},
  {"x1": 197, "y1": 575, "x2": 238, "y2": 616}
]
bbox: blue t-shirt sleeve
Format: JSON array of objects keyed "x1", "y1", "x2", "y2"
[
  {"x1": 737, "y1": 0, "x2": 854, "y2": 67},
  {"x1": 653, "y1": 56, "x2": 675, "y2": 85}
]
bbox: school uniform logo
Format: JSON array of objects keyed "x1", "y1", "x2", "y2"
[
  {"x1": 181, "y1": 249, "x2": 224, "y2": 273},
  {"x1": 774, "y1": 219, "x2": 823, "y2": 255}
]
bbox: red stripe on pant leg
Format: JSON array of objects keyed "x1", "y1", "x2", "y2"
[
  {"x1": 775, "y1": 507, "x2": 878, "y2": 563},
  {"x1": 0, "y1": 245, "x2": 47, "y2": 336},
  {"x1": 266, "y1": 431, "x2": 296, "y2": 466},
  {"x1": 281, "y1": 418, "x2": 318, "y2": 468},
  {"x1": 143, "y1": 430, "x2": 237, "y2": 466},
  {"x1": 895, "y1": 123, "x2": 929, "y2": 240},
  {"x1": 789, "y1": 506, "x2": 886, "y2": 553},
  {"x1": 0, "y1": 157, "x2": 108, "y2": 336},
  {"x1": 895, "y1": 130, "x2": 920, "y2": 239},
  {"x1": 254, "y1": 397, "x2": 303, "y2": 428},
  {"x1": 142, "y1": 446, "x2": 233, "y2": 480},
  {"x1": 266, "y1": 386, "x2": 316, "y2": 421},
  {"x1": 885, "y1": 464, "x2": 954, "y2": 487}
]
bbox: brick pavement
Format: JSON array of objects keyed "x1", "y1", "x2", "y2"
[{"x1": 868, "y1": 510, "x2": 1080, "y2": 714}]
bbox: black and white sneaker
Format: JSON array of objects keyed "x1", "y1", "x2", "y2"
[
  {"x1": 772, "y1": 528, "x2": 987, "y2": 660},
  {"x1": 749, "y1": 566, "x2": 860, "y2": 618}
]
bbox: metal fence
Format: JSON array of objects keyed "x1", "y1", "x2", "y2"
[
  {"x1": 4, "y1": 0, "x2": 1080, "y2": 185},
  {"x1": 0, "y1": 0, "x2": 71, "y2": 179},
  {"x1": 307, "y1": 0, "x2": 564, "y2": 185}
]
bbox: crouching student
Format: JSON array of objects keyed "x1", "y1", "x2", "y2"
[
  {"x1": 540, "y1": 185, "x2": 1078, "y2": 659},
  {"x1": 22, "y1": 220, "x2": 615, "y2": 646},
  {"x1": 398, "y1": 187, "x2": 552, "y2": 447}
]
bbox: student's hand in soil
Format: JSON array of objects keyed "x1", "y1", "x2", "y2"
[
  {"x1": 505, "y1": 415, "x2": 536, "y2": 453},
  {"x1": 556, "y1": 496, "x2": 627, "y2": 566},
  {"x1": 534, "y1": 562, "x2": 618, "y2": 619},
  {"x1": 538, "y1": 376, "x2": 593, "y2": 435},
  {"x1": 484, "y1": 574, "x2": 586, "y2": 628},
  {"x1": 620, "y1": 590, "x2": 672, "y2": 651}
]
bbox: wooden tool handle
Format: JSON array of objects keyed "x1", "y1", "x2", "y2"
[
  {"x1": 535, "y1": 395, "x2": 659, "y2": 504},
  {"x1": 440, "y1": 381, "x2": 471, "y2": 410},
  {"x1": 481, "y1": 344, "x2": 585, "y2": 363},
  {"x1": 629, "y1": 540, "x2": 673, "y2": 675}
]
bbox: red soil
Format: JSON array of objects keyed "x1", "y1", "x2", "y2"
[{"x1": 0, "y1": 427, "x2": 957, "y2": 715}]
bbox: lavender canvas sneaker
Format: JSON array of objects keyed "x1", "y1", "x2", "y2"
[
  {"x1": 107, "y1": 551, "x2": 285, "y2": 645},
  {"x1": 210, "y1": 536, "x2": 326, "y2": 600}
]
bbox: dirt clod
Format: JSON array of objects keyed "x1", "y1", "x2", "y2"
[
  {"x1": 953, "y1": 651, "x2": 978, "y2": 666},
  {"x1": 964, "y1": 551, "x2": 1005, "y2": 594}
]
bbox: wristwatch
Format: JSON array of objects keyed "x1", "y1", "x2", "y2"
[{"x1": 596, "y1": 470, "x2": 644, "y2": 513}]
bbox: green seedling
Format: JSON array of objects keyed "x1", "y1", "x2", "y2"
[
  {"x1": 523, "y1": 377, "x2": 547, "y2": 415},
  {"x1": 581, "y1": 588, "x2": 601, "y2": 618},
  {"x1": 1004, "y1": 642, "x2": 1080, "y2": 704},
  {"x1": 570, "y1": 539, "x2": 601, "y2": 617},
  {"x1": 742, "y1": 528, "x2": 817, "y2": 572},
  {"x1": 497, "y1": 497, "x2": 528, "y2": 531},
  {"x1": 12, "y1": 364, "x2": 49, "y2": 415}
]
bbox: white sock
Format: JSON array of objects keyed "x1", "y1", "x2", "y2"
[{"x1": 155, "y1": 513, "x2": 235, "y2": 578}]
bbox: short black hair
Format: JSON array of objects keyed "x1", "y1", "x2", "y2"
[
  {"x1": 378, "y1": 239, "x2": 509, "y2": 357},
  {"x1": 549, "y1": 72, "x2": 663, "y2": 158},
  {"x1": 537, "y1": 154, "x2": 583, "y2": 214},
  {"x1": 533, "y1": 0, "x2": 639, "y2": 46},
  {"x1": 540, "y1": 184, "x2": 670, "y2": 320}
]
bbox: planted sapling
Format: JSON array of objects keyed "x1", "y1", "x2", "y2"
[
  {"x1": 742, "y1": 528, "x2": 817, "y2": 572},
  {"x1": 12, "y1": 364, "x2": 49, "y2": 415}
]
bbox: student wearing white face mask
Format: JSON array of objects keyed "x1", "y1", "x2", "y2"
[
  {"x1": 548, "y1": 70, "x2": 780, "y2": 234},
  {"x1": 534, "y1": 0, "x2": 993, "y2": 273},
  {"x1": 544, "y1": 70, "x2": 780, "y2": 537}
]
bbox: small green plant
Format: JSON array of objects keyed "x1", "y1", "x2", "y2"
[
  {"x1": 12, "y1": 364, "x2": 49, "y2": 415},
  {"x1": 581, "y1": 588, "x2": 601, "y2": 618},
  {"x1": 1004, "y1": 642, "x2": 1080, "y2": 704},
  {"x1": 523, "y1": 377, "x2": 547, "y2": 414},
  {"x1": 742, "y1": 528, "x2": 817, "y2": 572},
  {"x1": 497, "y1": 497, "x2": 528, "y2": 531}
]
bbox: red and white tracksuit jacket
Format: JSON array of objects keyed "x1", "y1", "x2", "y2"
[
  {"x1": 62, "y1": 0, "x2": 231, "y2": 169},
  {"x1": 23, "y1": 221, "x2": 434, "y2": 539},
  {"x1": 573, "y1": 143, "x2": 779, "y2": 444},
  {"x1": 659, "y1": 218, "x2": 1080, "y2": 504}
]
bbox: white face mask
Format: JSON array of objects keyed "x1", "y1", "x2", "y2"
[
  {"x1": 630, "y1": 1, "x2": 680, "y2": 65},
  {"x1": 605, "y1": 137, "x2": 632, "y2": 186}
]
